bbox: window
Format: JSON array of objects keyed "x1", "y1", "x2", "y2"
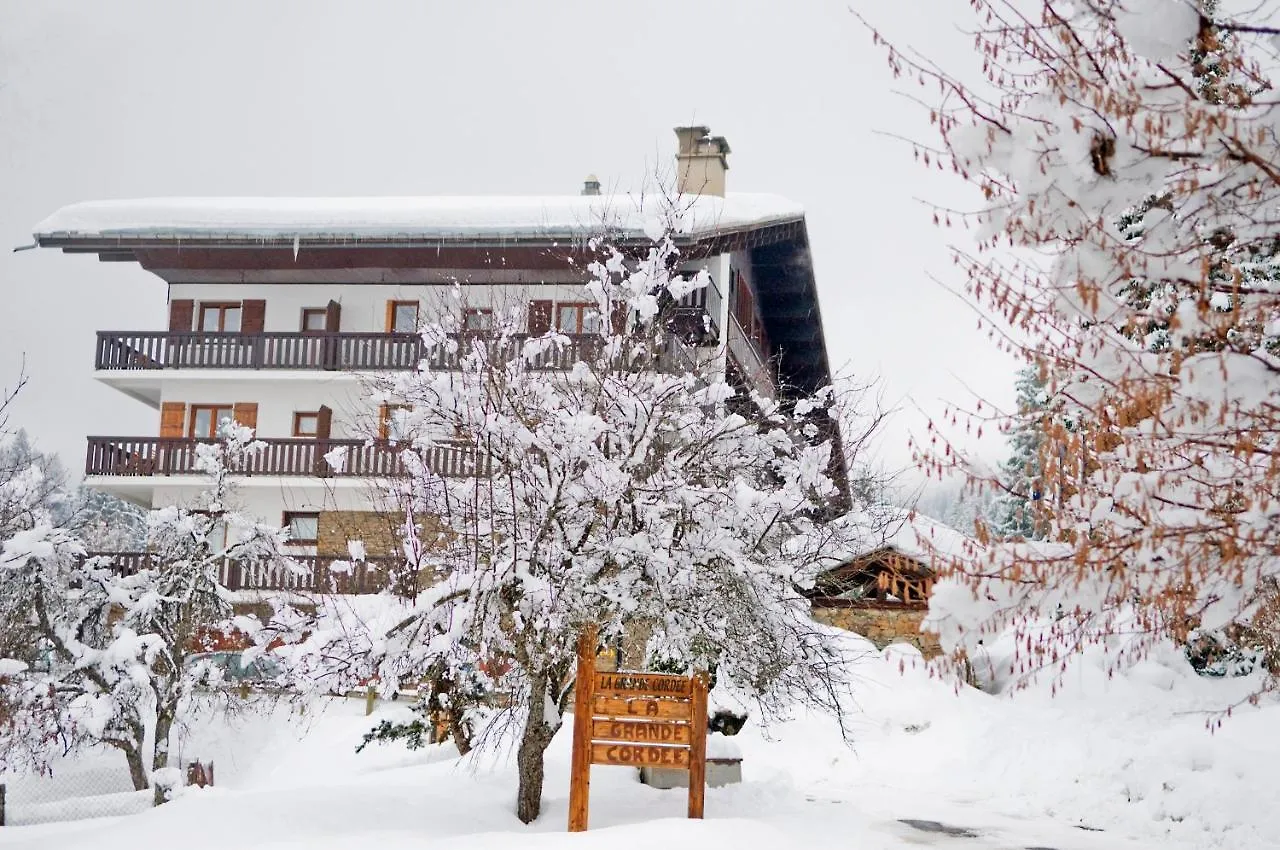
[
  {"x1": 556, "y1": 303, "x2": 600, "y2": 334},
  {"x1": 388, "y1": 301, "x2": 419, "y2": 333},
  {"x1": 463, "y1": 308, "x2": 493, "y2": 333},
  {"x1": 301, "y1": 308, "x2": 327, "y2": 333},
  {"x1": 378, "y1": 403, "x2": 412, "y2": 440},
  {"x1": 190, "y1": 513, "x2": 229, "y2": 552},
  {"x1": 283, "y1": 511, "x2": 319, "y2": 545},
  {"x1": 293, "y1": 411, "x2": 321, "y2": 437},
  {"x1": 190, "y1": 405, "x2": 234, "y2": 438},
  {"x1": 199, "y1": 303, "x2": 242, "y2": 332}
]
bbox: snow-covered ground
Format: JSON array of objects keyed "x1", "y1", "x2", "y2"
[{"x1": 2, "y1": 632, "x2": 1275, "y2": 850}]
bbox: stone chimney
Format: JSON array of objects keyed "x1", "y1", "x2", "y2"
[
  {"x1": 581, "y1": 174, "x2": 601, "y2": 196},
  {"x1": 674, "y1": 126, "x2": 730, "y2": 197}
]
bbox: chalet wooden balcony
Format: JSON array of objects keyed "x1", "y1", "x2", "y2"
[
  {"x1": 85, "y1": 551, "x2": 409, "y2": 595},
  {"x1": 84, "y1": 436, "x2": 483, "y2": 479},
  {"x1": 94, "y1": 330, "x2": 605, "y2": 372}
]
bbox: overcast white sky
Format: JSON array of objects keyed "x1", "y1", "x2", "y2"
[{"x1": 0, "y1": 0, "x2": 1014, "y2": 490}]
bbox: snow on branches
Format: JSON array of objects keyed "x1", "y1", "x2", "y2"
[
  {"x1": 0, "y1": 423, "x2": 299, "y2": 802},
  {"x1": 275, "y1": 209, "x2": 858, "y2": 822},
  {"x1": 869, "y1": 1, "x2": 1280, "y2": 697}
]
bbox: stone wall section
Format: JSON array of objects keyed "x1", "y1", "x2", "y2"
[
  {"x1": 813, "y1": 605, "x2": 943, "y2": 658},
  {"x1": 318, "y1": 510, "x2": 403, "y2": 557}
]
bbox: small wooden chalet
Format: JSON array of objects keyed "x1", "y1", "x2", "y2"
[
  {"x1": 805, "y1": 514, "x2": 972, "y2": 655},
  {"x1": 808, "y1": 545, "x2": 935, "y2": 610}
]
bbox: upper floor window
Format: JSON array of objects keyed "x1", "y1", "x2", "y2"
[
  {"x1": 301, "y1": 308, "x2": 327, "y2": 333},
  {"x1": 200, "y1": 303, "x2": 241, "y2": 332},
  {"x1": 556, "y1": 303, "x2": 600, "y2": 334},
  {"x1": 463, "y1": 308, "x2": 493, "y2": 333},
  {"x1": 388, "y1": 301, "x2": 419, "y2": 333},
  {"x1": 190, "y1": 404, "x2": 234, "y2": 438},
  {"x1": 378, "y1": 403, "x2": 413, "y2": 441},
  {"x1": 283, "y1": 511, "x2": 320, "y2": 545},
  {"x1": 293, "y1": 411, "x2": 320, "y2": 437}
]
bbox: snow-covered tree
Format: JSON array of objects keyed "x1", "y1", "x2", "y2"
[
  {"x1": 274, "y1": 211, "x2": 859, "y2": 823},
  {"x1": 0, "y1": 424, "x2": 299, "y2": 803},
  {"x1": 990, "y1": 366, "x2": 1050, "y2": 540},
  {"x1": 68, "y1": 485, "x2": 148, "y2": 552},
  {"x1": 0, "y1": 428, "x2": 69, "y2": 527},
  {"x1": 869, "y1": 0, "x2": 1280, "y2": 693}
]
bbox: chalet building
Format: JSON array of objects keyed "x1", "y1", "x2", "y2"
[
  {"x1": 33, "y1": 126, "x2": 841, "y2": 594},
  {"x1": 808, "y1": 515, "x2": 972, "y2": 658}
]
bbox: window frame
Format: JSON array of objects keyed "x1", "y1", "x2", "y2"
[
  {"x1": 300, "y1": 308, "x2": 327, "y2": 333},
  {"x1": 198, "y1": 302, "x2": 243, "y2": 333},
  {"x1": 555, "y1": 302, "x2": 599, "y2": 334},
  {"x1": 389, "y1": 301, "x2": 420, "y2": 333},
  {"x1": 292, "y1": 411, "x2": 321, "y2": 438},
  {"x1": 282, "y1": 511, "x2": 320, "y2": 546},
  {"x1": 462, "y1": 308, "x2": 494, "y2": 333},
  {"x1": 189, "y1": 404, "x2": 235, "y2": 439},
  {"x1": 378, "y1": 403, "x2": 412, "y2": 441}
]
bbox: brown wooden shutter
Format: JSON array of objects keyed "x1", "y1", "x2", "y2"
[
  {"x1": 324, "y1": 300, "x2": 341, "y2": 332},
  {"x1": 610, "y1": 301, "x2": 629, "y2": 335},
  {"x1": 168, "y1": 300, "x2": 194, "y2": 332},
  {"x1": 377, "y1": 404, "x2": 390, "y2": 440},
  {"x1": 313, "y1": 405, "x2": 334, "y2": 476},
  {"x1": 232, "y1": 402, "x2": 258, "y2": 433},
  {"x1": 384, "y1": 301, "x2": 396, "y2": 332},
  {"x1": 528, "y1": 300, "x2": 553, "y2": 335},
  {"x1": 241, "y1": 299, "x2": 266, "y2": 334},
  {"x1": 160, "y1": 402, "x2": 187, "y2": 438},
  {"x1": 315, "y1": 405, "x2": 333, "y2": 440}
]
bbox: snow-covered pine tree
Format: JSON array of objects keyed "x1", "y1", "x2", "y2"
[
  {"x1": 68, "y1": 485, "x2": 148, "y2": 551},
  {"x1": 0, "y1": 428, "x2": 70, "y2": 527},
  {"x1": 868, "y1": 0, "x2": 1280, "y2": 696},
  {"x1": 0, "y1": 423, "x2": 300, "y2": 803},
  {"x1": 272, "y1": 206, "x2": 860, "y2": 823},
  {"x1": 990, "y1": 366, "x2": 1049, "y2": 540}
]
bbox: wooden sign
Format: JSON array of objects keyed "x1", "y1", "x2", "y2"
[{"x1": 567, "y1": 625, "x2": 708, "y2": 832}]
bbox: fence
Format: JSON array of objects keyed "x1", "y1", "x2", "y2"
[
  {"x1": 0, "y1": 749, "x2": 151, "y2": 826},
  {"x1": 1, "y1": 754, "x2": 220, "y2": 827}
]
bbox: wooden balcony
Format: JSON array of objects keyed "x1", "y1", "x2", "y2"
[
  {"x1": 84, "y1": 551, "x2": 409, "y2": 595},
  {"x1": 725, "y1": 314, "x2": 776, "y2": 399},
  {"x1": 94, "y1": 331, "x2": 605, "y2": 372},
  {"x1": 84, "y1": 436, "x2": 483, "y2": 478}
]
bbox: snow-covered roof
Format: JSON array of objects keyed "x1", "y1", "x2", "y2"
[
  {"x1": 826, "y1": 509, "x2": 979, "y2": 570},
  {"x1": 33, "y1": 193, "x2": 804, "y2": 245}
]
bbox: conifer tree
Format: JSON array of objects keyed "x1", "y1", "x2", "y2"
[{"x1": 991, "y1": 366, "x2": 1049, "y2": 540}]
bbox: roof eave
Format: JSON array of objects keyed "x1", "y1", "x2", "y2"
[{"x1": 33, "y1": 215, "x2": 806, "y2": 254}]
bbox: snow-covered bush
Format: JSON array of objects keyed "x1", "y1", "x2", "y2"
[{"x1": 0, "y1": 424, "x2": 300, "y2": 804}]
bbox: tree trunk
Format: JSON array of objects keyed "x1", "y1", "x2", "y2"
[
  {"x1": 124, "y1": 745, "x2": 149, "y2": 792},
  {"x1": 152, "y1": 705, "x2": 175, "y2": 807},
  {"x1": 448, "y1": 706, "x2": 473, "y2": 756},
  {"x1": 106, "y1": 720, "x2": 150, "y2": 792},
  {"x1": 515, "y1": 673, "x2": 559, "y2": 824}
]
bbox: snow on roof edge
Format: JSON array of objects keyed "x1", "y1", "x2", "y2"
[{"x1": 33, "y1": 193, "x2": 805, "y2": 244}]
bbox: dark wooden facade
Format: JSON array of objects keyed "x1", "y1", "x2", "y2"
[{"x1": 809, "y1": 546, "x2": 935, "y2": 609}]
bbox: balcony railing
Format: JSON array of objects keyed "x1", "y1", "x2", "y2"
[
  {"x1": 84, "y1": 436, "x2": 483, "y2": 478},
  {"x1": 725, "y1": 314, "x2": 776, "y2": 399},
  {"x1": 84, "y1": 551, "x2": 409, "y2": 595},
  {"x1": 94, "y1": 331, "x2": 605, "y2": 372}
]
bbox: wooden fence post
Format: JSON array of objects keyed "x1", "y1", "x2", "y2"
[
  {"x1": 1, "y1": 782, "x2": 6, "y2": 826},
  {"x1": 687, "y1": 672, "x2": 708, "y2": 819},
  {"x1": 365, "y1": 685, "x2": 378, "y2": 716},
  {"x1": 567, "y1": 624, "x2": 598, "y2": 833}
]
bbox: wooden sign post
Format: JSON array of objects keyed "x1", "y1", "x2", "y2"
[{"x1": 567, "y1": 625, "x2": 708, "y2": 832}]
